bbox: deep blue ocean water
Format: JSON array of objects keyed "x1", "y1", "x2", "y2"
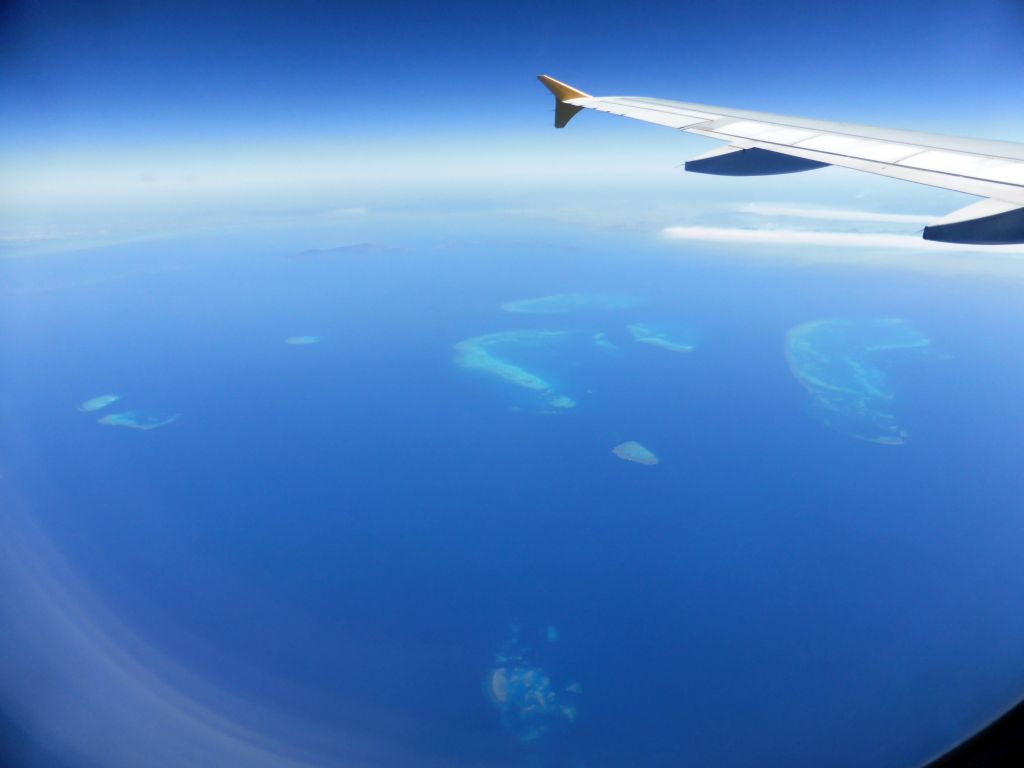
[{"x1": 3, "y1": 216, "x2": 1024, "y2": 767}]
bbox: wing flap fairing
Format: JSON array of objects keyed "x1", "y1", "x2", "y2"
[
  {"x1": 923, "y1": 199, "x2": 1024, "y2": 245},
  {"x1": 685, "y1": 146, "x2": 830, "y2": 176}
]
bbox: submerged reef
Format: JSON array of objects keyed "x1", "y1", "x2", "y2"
[
  {"x1": 501, "y1": 293, "x2": 639, "y2": 314},
  {"x1": 612, "y1": 441, "x2": 659, "y2": 465},
  {"x1": 284, "y1": 335, "x2": 323, "y2": 345},
  {"x1": 627, "y1": 323, "x2": 696, "y2": 353},
  {"x1": 487, "y1": 625, "x2": 580, "y2": 744},
  {"x1": 98, "y1": 411, "x2": 179, "y2": 431},
  {"x1": 786, "y1": 318, "x2": 930, "y2": 445},
  {"x1": 290, "y1": 242, "x2": 394, "y2": 261},
  {"x1": 592, "y1": 332, "x2": 618, "y2": 351},
  {"x1": 455, "y1": 330, "x2": 577, "y2": 411},
  {"x1": 78, "y1": 394, "x2": 120, "y2": 412},
  {"x1": 81, "y1": 394, "x2": 177, "y2": 431}
]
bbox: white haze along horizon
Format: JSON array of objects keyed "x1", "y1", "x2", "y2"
[
  {"x1": 6, "y1": 132, "x2": 1024, "y2": 286},
  {"x1": 0, "y1": 130, "x2": 954, "y2": 242}
]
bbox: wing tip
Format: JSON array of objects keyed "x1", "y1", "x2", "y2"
[
  {"x1": 536, "y1": 75, "x2": 590, "y2": 101},
  {"x1": 537, "y1": 75, "x2": 590, "y2": 128}
]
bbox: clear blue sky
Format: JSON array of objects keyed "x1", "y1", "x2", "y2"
[{"x1": 3, "y1": 0, "x2": 1023, "y2": 147}]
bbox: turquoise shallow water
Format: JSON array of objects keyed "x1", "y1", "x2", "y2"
[
  {"x1": 2, "y1": 218, "x2": 1024, "y2": 767},
  {"x1": 786, "y1": 318, "x2": 932, "y2": 445}
]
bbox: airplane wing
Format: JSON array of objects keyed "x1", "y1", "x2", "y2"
[{"x1": 537, "y1": 74, "x2": 1024, "y2": 245}]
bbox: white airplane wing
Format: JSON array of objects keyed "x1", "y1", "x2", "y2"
[{"x1": 538, "y1": 74, "x2": 1024, "y2": 245}]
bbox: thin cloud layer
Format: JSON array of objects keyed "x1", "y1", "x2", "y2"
[
  {"x1": 661, "y1": 225, "x2": 1024, "y2": 280},
  {"x1": 662, "y1": 225, "x2": 1024, "y2": 253},
  {"x1": 735, "y1": 204, "x2": 936, "y2": 225}
]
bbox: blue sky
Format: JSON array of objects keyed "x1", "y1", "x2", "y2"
[{"x1": 4, "y1": 0, "x2": 1023, "y2": 145}]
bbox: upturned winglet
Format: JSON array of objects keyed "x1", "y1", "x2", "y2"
[{"x1": 537, "y1": 75, "x2": 590, "y2": 128}]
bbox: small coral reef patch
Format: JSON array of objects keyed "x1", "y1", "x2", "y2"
[
  {"x1": 78, "y1": 394, "x2": 121, "y2": 412},
  {"x1": 627, "y1": 322, "x2": 696, "y2": 353},
  {"x1": 487, "y1": 625, "x2": 580, "y2": 744},
  {"x1": 284, "y1": 335, "x2": 324, "y2": 345},
  {"x1": 98, "y1": 411, "x2": 179, "y2": 431},
  {"x1": 501, "y1": 293, "x2": 639, "y2": 314},
  {"x1": 612, "y1": 440, "x2": 659, "y2": 465}
]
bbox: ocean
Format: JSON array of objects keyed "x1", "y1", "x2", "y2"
[{"x1": 2, "y1": 212, "x2": 1024, "y2": 767}]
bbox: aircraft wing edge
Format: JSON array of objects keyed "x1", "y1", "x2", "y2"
[{"x1": 537, "y1": 75, "x2": 1024, "y2": 243}]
